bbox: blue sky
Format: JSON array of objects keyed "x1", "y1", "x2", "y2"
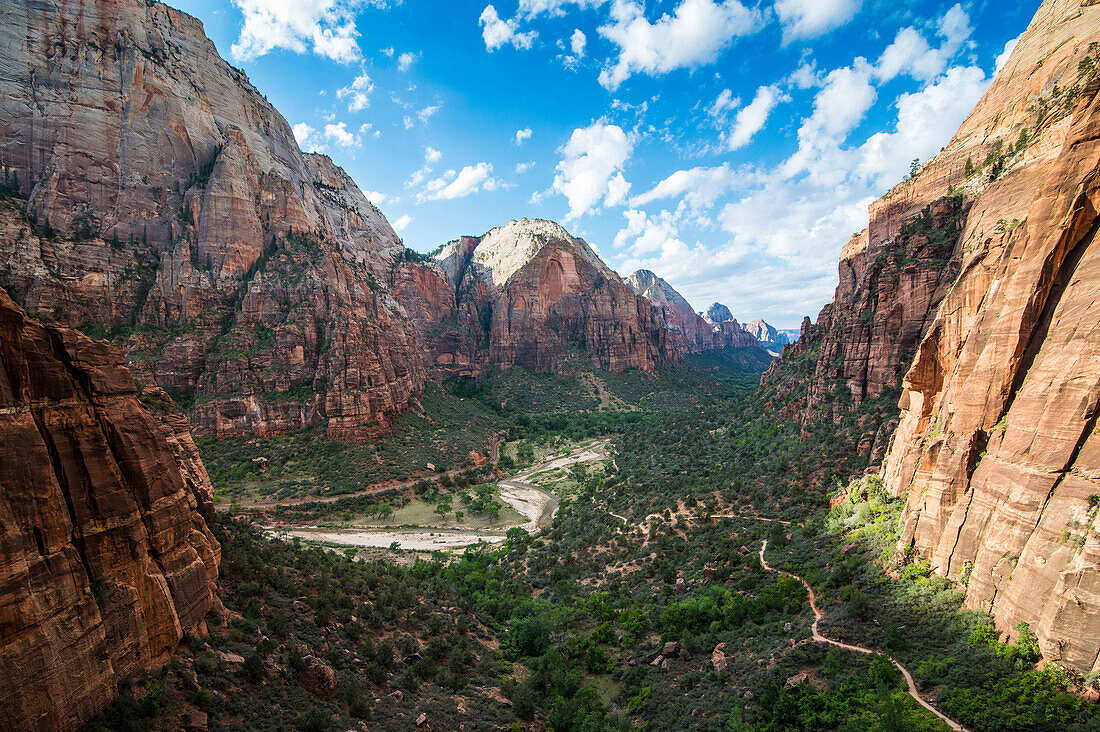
[{"x1": 171, "y1": 0, "x2": 1035, "y2": 327}]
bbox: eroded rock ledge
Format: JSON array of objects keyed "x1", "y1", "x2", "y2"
[{"x1": 0, "y1": 289, "x2": 220, "y2": 732}]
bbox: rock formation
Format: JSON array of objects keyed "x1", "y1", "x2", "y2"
[
  {"x1": 0, "y1": 0, "x2": 427, "y2": 440},
  {"x1": 703, "y1": 302, "x2": 734, "y2": 325},
  {"x1": 626, "y1": 270, "x2": 715, "y2": 352},
  {"x1": 432, "y1": 219, "x2": 673, "y2": 373},
  {"x1": 767, "y1": 0, "x2": 1100, "y2": 674},
  {"x1": 744, "y1": 319, "x2": 790, "y2": 353},
  {"x1": 0, "y1": 289, "x2": 220, "y2": 732},
  {"x1": 881, "y1": 0, "x2": 1100, "y2": 675}
]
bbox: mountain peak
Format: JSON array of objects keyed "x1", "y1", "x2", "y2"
[{"x1": 704, "y1": 302, "x2": 734, "y2": 325}]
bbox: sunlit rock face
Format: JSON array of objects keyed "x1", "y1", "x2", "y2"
[
  {"x1": 0, "y1": 289, "x2": 220, "y2": 732},
  {"x1": 432, "y1": 219, "x2": 674, "y2": 374},
  {"x1": 0, "y1": 0, "x2": 427, "y2": 440},
  {"x1": 765, "y1": 0, "x2": 1100, "y2": 675},
  {"x1": 881, "y1": 0, "x2": 1100, "y2": 676}
]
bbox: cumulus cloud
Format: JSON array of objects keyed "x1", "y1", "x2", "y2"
[
  {"x1": 293, "y1": 122, "x2": 320, "y2": 151},
  {"x1": 397, "y1": 51, "x2": 418, "y2": 71},
  {"x1": 393, "y1": 214, "x2": 413, "y2": 231},
  {"x1": 571, "y1": 29, "x2": 587, "y2": 56},
  {"x1": 726, "y1": 84, "x2": 789, "y2": 151},
  {"x1": 515, "y1": 161, "x2": 535, "y2": 173},
  {"x1": 324, "y1": 121, "x2": 359, "y2": 146},
  {"x1": 419, "y1": 163, "x2": 502, "y2": 201},
  {"x1": 515, "y1": 127, "x2": 533, "y2": 145},
  {"x1": 597, "y1": 0, "x2": 762, "y2": 90},
  {"x1": 875, "y1": 6, "x2": 973, "y2": 83},
  {"x1": 365, "y1": 190, "x2": 388, "y2": 204},
  {"x1": 857, "y1": 65, "x2": 989, "y2": 188},
  {"x1": 774, "y1": 0, "x2": 861, "y2": 45},
  {"x1": 425, "y1": 146, "x2": 442, "y2": 162},
  {"x1": 292, "y1": 120, "x2": 363, "y2": 151},
  {"x1": 629, "y1": 164, "x2": 738, "y2": 211},
  {"x1": 549, "y1": 122, "x2": 633, "y2": 220},
  {"x1": 230, "y1": 0, "x2": 391, "y2": 63},
  {"x1": 480, "y1": 5, "x2": 537, "y2": 51},
  {"x1": 708, "y1": 89, "x2": 741, "y2": 119},
  {"x1": 336, "y1": 72, "x2": 374, "y2": 111}
]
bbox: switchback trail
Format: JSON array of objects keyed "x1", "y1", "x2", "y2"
[{"x1": 759, "y1": 540, "x2": 968, "y2": 732}]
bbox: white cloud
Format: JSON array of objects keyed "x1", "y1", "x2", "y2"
[
  {"x1": 324, "y1": 121, "x2": 359, "y2": 147},
  {"x1": 727, "y1": 84, "x2": 789, "y2": 151},
  {"x1": 397, "y1": 51, "x2": 418, "y2": 71},
  {"x1": 403, "y1": 116, "x2": 414, "y2": 129},
  {"x1": 393, "y1": 214, "x2": 413, "y2": 231},
  {"x1": 515, "y1": 161, "x2": 535, "y2": 173},
  {"x1": 514, "y1": 127, "x2": 533, "y2": 145},
  {"x1": 790, "y1": 60, "x2": 822, "y2": 89},
  {"x1": 381, "y1": 46, "x2": 394, "y2": 57},
  {"x1": 406, "y1": 164, "x2": 431, "y2": 187},
  {"x1": 425, "y1": 146, "x2": 442, "y2": 162},
  {"x1": 614, "y1": 209, "x2": 685, "y2": 254},
  {"x1": 479, "y1": 5, "x2": 537, "y2": 51},
  {"x1": 336, "y1": 71, "x2": 374, "y2": 112},
  {"x1": 571, "y1": 29, "x2": 587, "y2": 56},
  {"x1": 230, "y1": 0, "x2": 388, "y2": 63},
  {"x1": 597, "y1": 0, "x2": 762, "y2": 90},
  {"x1": 995, "y1": 33, "x2": 1023, "y2": 73},
  {"x1": 549, "y1": 122, "x2": 633, "y2": 220},
  {"x1": 708, "y1": 89, "x2": 740, "y2": 119},
  {"x1": 419, "y1": 162, "x2": 502, "y2": 201},
  {"x1": 365, "y1": 190, "x2": 388, "y2": 204},
  {"x1": 418, "y1": 105, "x2": 440, "y2": 123},
  {"x1": 518, "y1": 0, "x2": 605, "y2": 17},
  {"x1": 293, "y1": 122, "x2": 320, "y2": 151},
  {"x1": 629, "y1": 163, "x2": 737, "y2": 211},
  {"x1": 857, "y1": 65, "x2": 989, "y2": 188},
  {"x1": 774, "y1": 0, "x2": 861, "y2": 45},
  {"x1": 875, "y1": 7, "x2": 973, "y2": 83}
]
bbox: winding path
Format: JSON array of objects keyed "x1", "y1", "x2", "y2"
[{"x1": 759, "y1": 540, "x2": 968, "y2": 732}]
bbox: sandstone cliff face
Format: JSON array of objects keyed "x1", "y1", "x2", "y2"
[
  {"x1": 880, "y1": 0, "x2": 1100, "y2": 675},
  {"x1": 433, "y1": 220, "x2": 673, "y2": 374},
  {"x1": 0, "y1": 289, "x2": 220, "y2": 732},
  {"x1": 0, "y1": 0, "x2": 425, "y2": 439},
  {"x1": 626, "y1": 270, "x2": 714, "y2": 352}
]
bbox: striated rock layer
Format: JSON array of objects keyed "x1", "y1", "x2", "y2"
[
  {"x1": 432, "y1": 220, "x2": 674, "y2": 374},
  {"x1": 0, "y1": 0, "x2": 427, "y2": 439},
  {"x1": 767, "y1": 0, "x2": 1100, "y2": 674},
  {"x1": 625, "y1": 272, "x2": 765, "y2": 356},
  {"x1": 881, "y1": 0, "x2": 1100, "y2": 675},
  {"x1": 0, "y1": 289, "x2": 220, "y2": 732}
]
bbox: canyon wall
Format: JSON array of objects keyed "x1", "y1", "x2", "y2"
[
  {"x1": 882, "y1": 0, "x2": 1100, "y2": 675},
  {"x1": 433, "y1": 219, "x2": 676, "y2": 374},
  {"x1": 0, "y1": 289, "x2": 220, "y2": 732},
  {"x1": 0, "y1": 0, "x2": 427, "y2": 440},
  {"x1": 766, "y1": 0, "x2": 1100, "y2": 674}
]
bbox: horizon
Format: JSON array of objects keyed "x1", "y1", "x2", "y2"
[{"x1": 168, "y1": 0, "x2": 1034, "y2": 329}]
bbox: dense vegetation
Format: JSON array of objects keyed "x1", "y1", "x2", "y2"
[{"x1": 88, "y1": 347, "x2": 1100, "y2": 731}]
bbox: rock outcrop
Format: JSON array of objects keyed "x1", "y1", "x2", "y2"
[
  {"x1": 626, "y1": 270, "x2": 715, "y2": 352},
  {"x1": 881, "y1": 0, "x2": 1100, "y2": 675},
  {"x1": 0, "y1": 0, "x2": 426, "y2": 439},
  {"x1": 767, "y1": 0, "x2": 1100, "y2": 674},
  {"x1": 0, "y1": 289, "x2": 220, "y2": 732},
  {"x1": 744, "y1": 319, "x2": 790, "y2": 353},
  {"x1": 432, "y1": 219, "x2": 673, "y2": 373}
]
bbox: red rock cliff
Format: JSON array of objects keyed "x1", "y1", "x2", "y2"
[
  {"x1": 0, "y1": 0, "x2": 426, "y2": 439},
  {"x1": 767, "y1": 0, "x2": 1100, "y2": 675},
  {"x1": 0, "y1": 289, "x2": 220, "y2": 732},
  {"x1": 882, "y1": 0, "x2": 1100, "y2": 675},
  {"x1": 433, "y1": 220, "x2": 673, "y2": 374}
]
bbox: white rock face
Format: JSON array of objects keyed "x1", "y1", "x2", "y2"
[{"x1": 471, "y1": 219, "x2": 615, "y2": 288}]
